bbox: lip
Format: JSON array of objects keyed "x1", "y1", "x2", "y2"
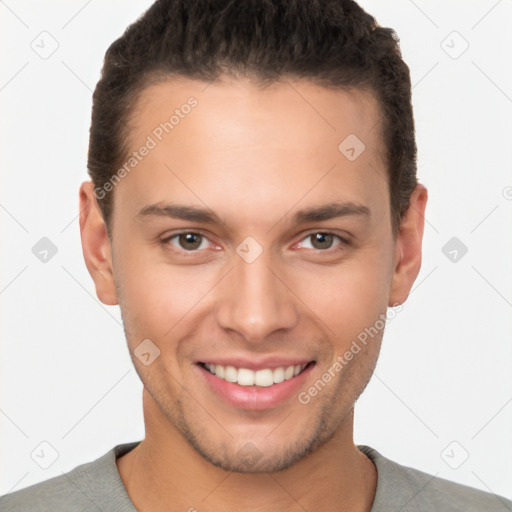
[
  {"x1": 198, "y1": 357, "x2": 313, "y2": 371},
  {"x1": 196, "y1": 360, "x2": 316, "y2": 411}
]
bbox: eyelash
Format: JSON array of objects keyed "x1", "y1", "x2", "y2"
[
  {"x1": 296, "y1": 232, "x2": 349, "y2": 252},
  {"x1": 161, "y1": 231, "x2": 350, "y2": 255}
]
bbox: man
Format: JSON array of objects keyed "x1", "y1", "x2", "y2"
[{"x1": 1, "y1": 0, "x2": 510, "y2": 510}]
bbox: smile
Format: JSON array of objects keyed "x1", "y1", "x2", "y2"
[{"x1": 200, "y1": 362, "x2": 313, "y2": 387}]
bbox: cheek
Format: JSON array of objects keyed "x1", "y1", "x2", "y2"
[
  {"x1": 113, "y1": 246, "x2": 218, "y2": 341},
  {"x1": 290, "y1": 251, "x2": 393, "y2": 339},
  {"x1": 282, "y1": 252, "x2": 392, "y2": 364}
]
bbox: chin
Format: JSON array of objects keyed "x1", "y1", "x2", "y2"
[{"x1": 179, "y1": 411, "x2": 336, "y2": 474}]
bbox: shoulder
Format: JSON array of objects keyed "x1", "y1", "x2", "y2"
[
  {"x1": 358, "y1": 445, "x2": 512, "y2": 512},
  {"x1": 0, "y1": 442, "x2": 140, "y2": 512}
]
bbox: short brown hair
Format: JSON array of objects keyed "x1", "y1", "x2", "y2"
[{"x1": 87, "y1": 0, "x2": 417, "y2": 234}]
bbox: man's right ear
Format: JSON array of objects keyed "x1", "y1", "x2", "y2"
[{"x1": 79, "y1": 181, "x2": 118, "y2": 305}]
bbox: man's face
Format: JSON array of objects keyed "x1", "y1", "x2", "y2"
[{"x1": 84, "y1": 76, "x2": 422, "y2": 473}]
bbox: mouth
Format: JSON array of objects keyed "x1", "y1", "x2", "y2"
[
  {"x1": 198, "y1": 361, "x2": 315, "y2": 387},
  {"x1": 195, "y1": 359, "x2": 316, "y2": 410}
]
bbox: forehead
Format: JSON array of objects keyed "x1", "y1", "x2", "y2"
[
  {"x1": 117, "y1": 75, "x2": 389, "y2": 226},
  {"x1": 130, "y1": 75, "x2": 384, "y2": 156}
]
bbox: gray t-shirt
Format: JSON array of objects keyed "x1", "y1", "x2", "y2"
[{"x1": 0, "y1": 442, "x2": 510, "y2": 511}]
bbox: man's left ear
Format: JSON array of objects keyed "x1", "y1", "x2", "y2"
[{"x1": 388, "y1": 184, "x2": 428, "y2": 306}]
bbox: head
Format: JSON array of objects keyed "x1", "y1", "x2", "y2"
[{"x1": 80, "y1": 0, "x2": 427, "y2": 473}]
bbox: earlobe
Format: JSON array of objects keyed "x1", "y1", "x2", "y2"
[
  {"x1": 388, "y1": 184, "x2": 428, "y2": 306},
  {"x1": 79, "y1": 181, "x2": 118, "y2": 306}
]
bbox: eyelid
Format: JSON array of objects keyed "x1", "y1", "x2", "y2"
[
  {"x1": 160, "y1": 229, "x2": 351, "y2": 254},
  {"x1": 294, "y1": 230, "x2": 351, "y2": 250},
  {"x1": 162, "y1": 230, "x2": 219, "y2": 252}
]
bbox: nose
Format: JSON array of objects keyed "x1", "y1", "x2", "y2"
[{"x1": 215, "y1": 250, "x2": 299, "y2": 342}]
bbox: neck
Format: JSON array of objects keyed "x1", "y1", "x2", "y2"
[{"x1": 117, "y1": 389, "x2": 377, "y2": 512}]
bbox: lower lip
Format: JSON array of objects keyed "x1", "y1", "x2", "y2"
[{"x1": 197, "y1": 363, "x2": 315, "y2": 411}]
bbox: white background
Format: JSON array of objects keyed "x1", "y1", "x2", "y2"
[{"x1": 1, "y1": 0, "x2": 511, "y2": 502}]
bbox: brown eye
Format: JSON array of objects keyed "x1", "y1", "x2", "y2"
[
  {"x1": 178, "y1": 233, "x2": 204, "y2": 250},
  {"x1": 310, "y1": 232, "x2": 335, "y2": 250},
  {"x1": 163, "y1": 232, "x2": 209, "y2": 251}
]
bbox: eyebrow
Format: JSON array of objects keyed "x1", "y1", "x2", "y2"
[
  {"x1": 292, "y1": 202, "x2": 370, "y2": 224},
  {"x1": 136, "y1": 201, "x2": 370, "y2": 225},
  {"x1": 137, "y1": 203, "x2": 223, "y2": 224}
]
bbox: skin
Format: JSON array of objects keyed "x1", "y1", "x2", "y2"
[{"x1": 79, "y1": 75, "x2": 427, "y2": 512}]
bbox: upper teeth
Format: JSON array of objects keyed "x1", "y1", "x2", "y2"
[{"x1": 204, "y1": 363, "x2": 307, "y2": 387}]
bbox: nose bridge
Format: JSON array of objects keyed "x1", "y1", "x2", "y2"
[{"x1": 215, "y1": 248, "x2": 298, "y2": 341}]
